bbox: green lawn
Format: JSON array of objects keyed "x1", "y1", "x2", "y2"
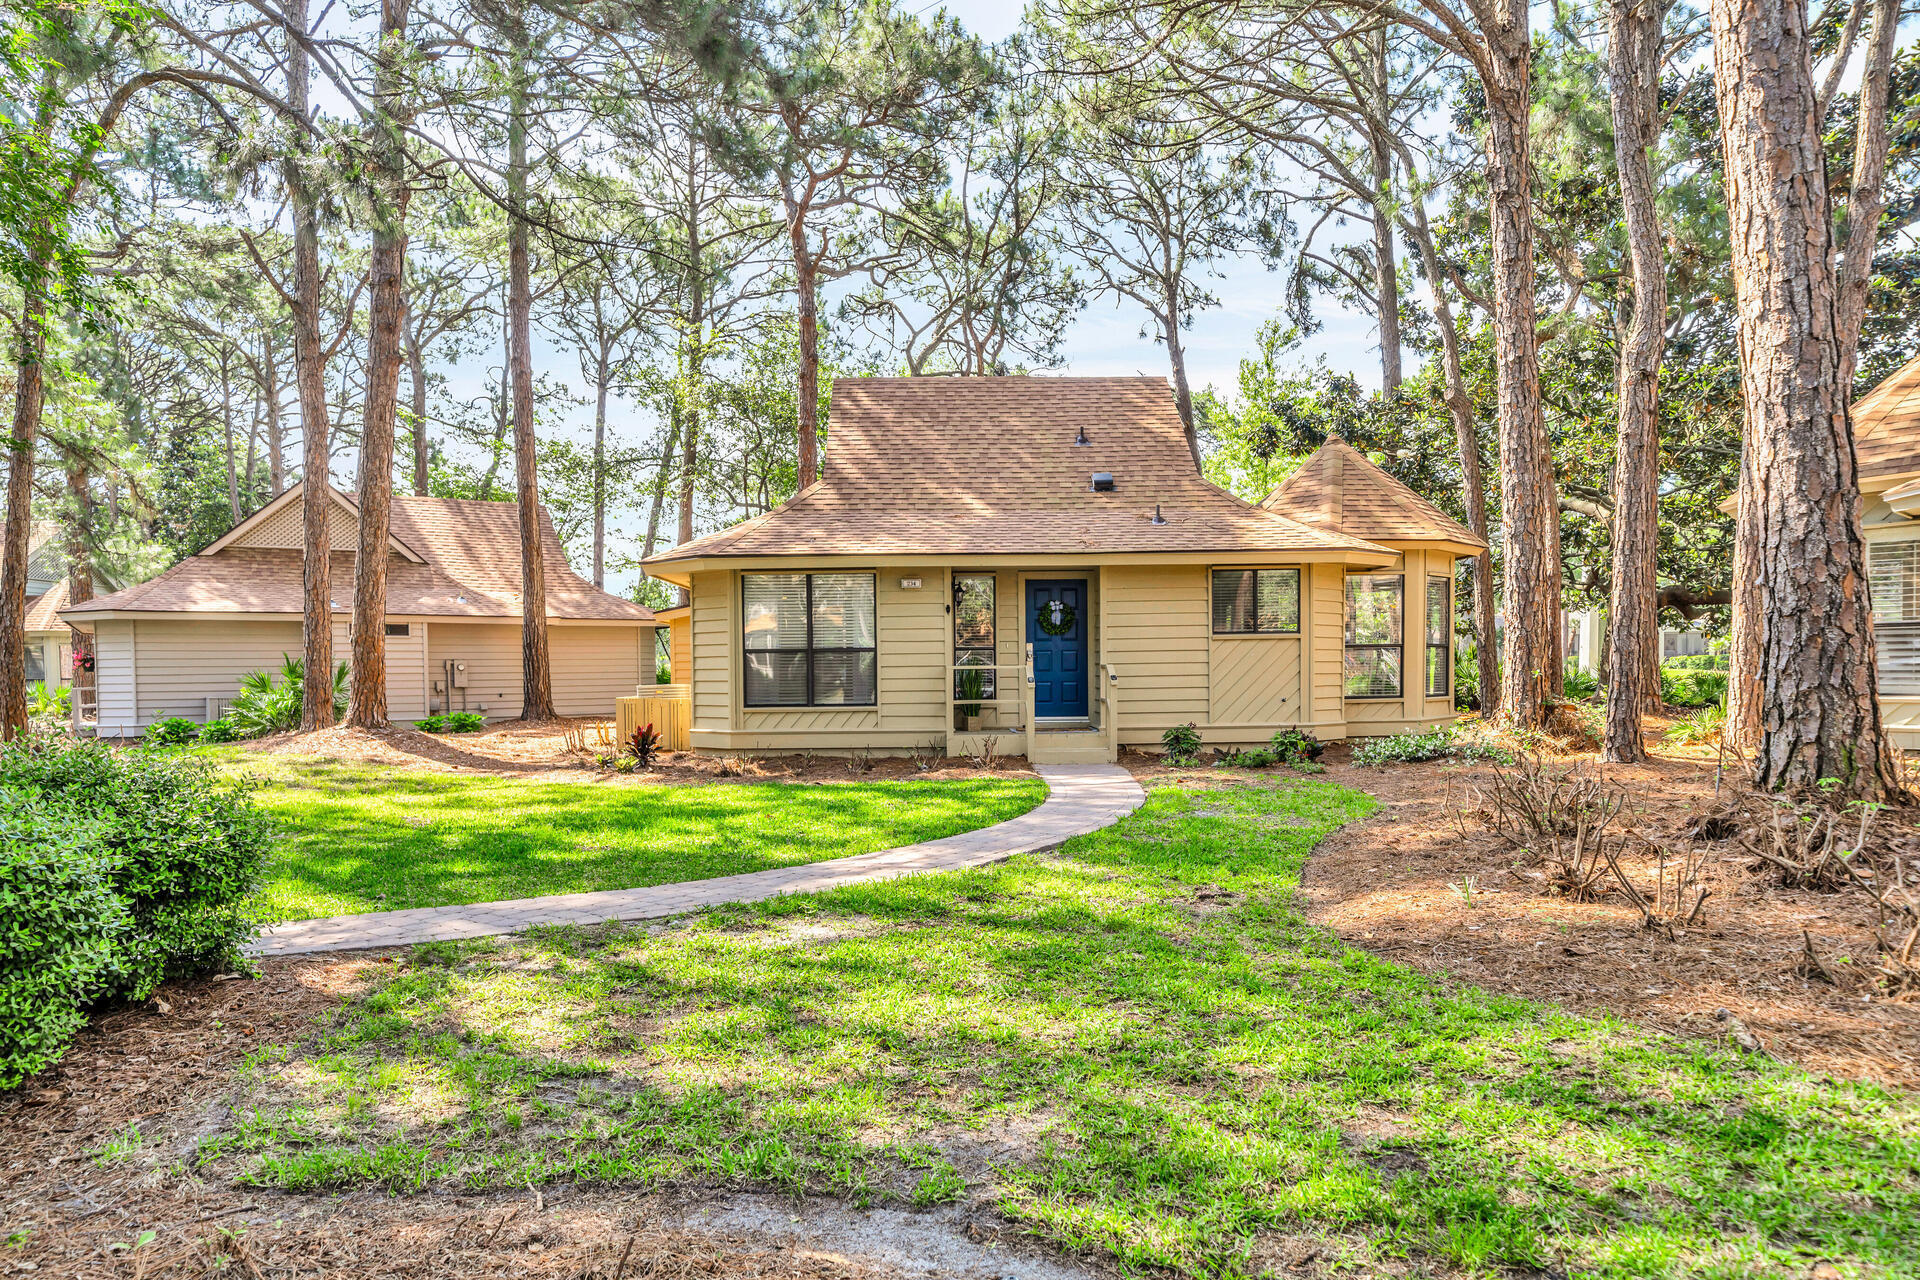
[
  {"x1": 231, "y1": 756, "x2": 1046, "y2": 920},
  {"x1": 200, "y1": 777, "x2": 1919, "y2": 1278}
]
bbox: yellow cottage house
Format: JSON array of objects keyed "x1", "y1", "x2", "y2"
[
  {"x1": 641, "y1": 376, "x2": 1484, "y2": 764},
  {"x1": 1844, "y1": 351, "x2": 1920, "y2": 749}
]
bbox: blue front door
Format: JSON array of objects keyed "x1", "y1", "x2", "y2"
[{"x1": 1027, "y1": 579, "x2": 1088, "y2": 719}]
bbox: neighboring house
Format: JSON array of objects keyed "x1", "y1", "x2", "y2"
[
  {"x1": 61, "y1": 483, "x2": 655, "y2": 737},
  {"x1": 1565, "y1": 611, "x2": 1711, "y2": 675},
  {"x1": 653, "y1": 603, "x2": 691, "y2": 682},
  {"x1": 639, "y1": 377, "x2": 1485, "y2": 764},
  {"x1": 23, "y1": 524, "x2": 72, "y2": 689},
  {"x1": 1848, "y1": 351, "x2": 1920, "y2": 749}
]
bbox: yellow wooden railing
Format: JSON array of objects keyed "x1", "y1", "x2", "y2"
[
  {"x1": 1098, "y1": 661, "x2": 1120, "y2": 761},
  {"x1": 616, "y1": 683, "x2": 690, "y2": 752}
]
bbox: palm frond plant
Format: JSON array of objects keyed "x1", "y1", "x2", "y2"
[{"x1": 227, "y1": 655, "x2": 349, "y2": 738}]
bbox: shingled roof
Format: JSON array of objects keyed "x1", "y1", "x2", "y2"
[
  {"x1": 1260, "y1": 437, "x2": 1486, "y2": 549},
  {"x1": 1852, "y1": 350, "x2": 1920, "y2": 483},
  {"x1": 644, "y1": 377, "x2": 1394, "y2": 564},
  {"x1": 64, "y1": 485, "x2": 653, "y2": 623}
]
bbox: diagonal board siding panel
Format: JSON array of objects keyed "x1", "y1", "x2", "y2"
[{"x1": 1209, "y1": 637, "x2": 1302, "y2": 726}]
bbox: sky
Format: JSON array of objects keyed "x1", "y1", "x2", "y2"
[{"x1": 433, "y1": 0, "x2": 1391, "y2": 595}]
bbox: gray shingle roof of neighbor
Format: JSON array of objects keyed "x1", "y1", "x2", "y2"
[
  {"x1": 1261, "y1": 437, "x2": 1487, "y2": 548},
  {"x1": 64, "y1": 485, "x2": 654, "y2": 622},
  {"x1": 644, "y1": 376, "x2": 1396, "y2": 563}
]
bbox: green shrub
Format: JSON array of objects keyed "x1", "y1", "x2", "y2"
[
  {"x1": 0, "y1": 736, "x2": 272, "y2": 1002},
  {"x1": 229, "y1": 656, "x2": 348, "y2": 738},
  {"x1": 1268, "y1": 728, "x2": 1324, "y2": 767},
  {"x1": 144, "y1": 717, "x2": 201, "y2": 746},
  {"x1": 446, "y1": 712, "x2": 484, "y2": 733},
  {"x1": 1665, "y1": 705, "x2": 1727, "y2": 747},
  {"x1": 0, "y1": 792, "x2": 127, "y2": 1088},
  {"x1": 27, "y1": 682, "x2": 69, "y2": 727},
  {"x1": 1217, "y1": 747, "x2": 1276, "y2": 768},
  {"x1": 1561, "y1": 661, "x2": 1598, "y2": 700},
  {"x1": 1455, "y1": 638, "x2": 1490, "y2": 711},
  {"x1": 413, "y1": 715, "x2": 448, "y2": 734},
  {"x1": 199, "y1": 718, "x2": 242, "y2": 744},
  {"x1": 1660, "y1": 666, "x2": 1728, "y2": 708},
  {"x1": 1160, "y1": 722, "x2": 1203, "y2": 765},
  {"x1": 1350, "y1": 726, "x2": 1516, "y2": 767},
  {"x1": 1662, "y1": 654, "x2": 1727, "y2": 671},
  {"x1": 655, "y1": 660, "x2": 672, "y2": 685},
  {"x1": 1352, "y1": 727, "x2": 1456, "y2": 766}
]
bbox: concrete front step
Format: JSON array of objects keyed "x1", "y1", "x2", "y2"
[{"x1": 1028, "y1": 730, "x2": 1113, "y2": 765}]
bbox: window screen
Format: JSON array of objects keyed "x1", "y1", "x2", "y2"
[
  {"x1": 1211, "y1": 568, "x2": 1301, "y2": 633},
  {"x1": 743, "y1": 572, "x2": 876, "y2": 706},
  {"x1": 1870, "y1": 540, "x2": 1920, "y2": 621},
  {"x1": 1345, "y1": 574, "x2": 1403, "y2": 698},
  {"x1": 1425, "y1": 576, "x2": 1451, "y2": 699},
  {"x1": 953, "y1": 574, "x2": 997, "y2": 700}
]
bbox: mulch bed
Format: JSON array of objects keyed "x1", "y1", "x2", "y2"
[
  {"x1": 1288, "y1": 740, "x2": 1920, "y2": 1089},
  {"x1": 235, "y1": 721, "x2": 1035, "y2": 786}
]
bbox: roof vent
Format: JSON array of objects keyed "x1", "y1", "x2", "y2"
[
  {"x1": 1151, "y1": 503, "x2": 1166, "y2": 525},
  {"x1": 1091, "y1": 473, "x2": 1115, "y2": 492},
  {"x1": 1074, "y1": 424, "x2": 1090, "y2": 446}
]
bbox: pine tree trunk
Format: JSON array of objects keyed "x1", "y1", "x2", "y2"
[
  {"x1": 1366, "y1": 28, "x2": 1402, "y2": 396},
  {"x1": 346, "y1": 0, "x2": 412, "y2": 730},
  {"x1": 0, "y1": 61, "x2": 59, "y2": 740},
  {"x1": 287, "y1": 0, "x2": 335, "y2": 732},
  {"x1": 592, "y1": 334, "x2": 609, "y2": 588},
  {"x1": 63, "y1": 455, "x2": 95, "y2": 709},
  {"x1": 679, "y1": 214, "x2": 704, "y2": 553},
  {"x1": 507, "y1": 24, "x2": 553, "y2": 721},
  {"x1": 1163, "y1": 295, "x2": 1201, "y2": 469},
  {"x1": 266, "y1": 333, "x2": 286, "y2": 497},
  {"x1": 1711, "y1": 0, "x2": 1899, "y2": 797},
  {"x1": 404, "y1": 287, "x2": 429, "y2": 495},
  {"x1": 222, "y1": 350, "x2": 243, "y2": 523},
  {"x1": 1483, "y1": 26, "x2": 1563, "y2": 728},
  {"x1": 1405, "y1": 212, "x2": 1497, "y2": 712},
  {"x1": 1602, "y1": 0, "x2": 1669, "y2": 764},
  {"x1": 1, "y1": 282, "x2": 48, "y2": 740},
  {"x1": 792, "y1": 216, "x2": 821, "y2": 489}
]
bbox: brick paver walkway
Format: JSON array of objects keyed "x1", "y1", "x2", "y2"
[{"x1": 251, "y1": 763, "x2": 1145, "y2": 956}]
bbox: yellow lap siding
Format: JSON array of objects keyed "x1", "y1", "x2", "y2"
[{"x1": 1103, "y1": 564, "x2": 1209, "y2": 734}]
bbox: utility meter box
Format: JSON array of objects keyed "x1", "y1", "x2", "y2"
[{"x1": 451, "y1": 661, "x2": 467, "y2": 689}]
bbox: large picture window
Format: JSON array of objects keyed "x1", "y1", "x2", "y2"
[
  {"x1": 1425, "y1": 576, "x2": 1451, "y2": 699},
  {"x1": 1345, "y1": 573, "x2": 1403, "y2": 698},
  {"x1": 953, "y1": 573, "x2": 996, "y2": 700},
  {"x1": 1212, "y1": 568, "x2": 1301, "y2": 633},
  {"x1": 743, "y1": 572, "x2": 876, "y2": 707}
]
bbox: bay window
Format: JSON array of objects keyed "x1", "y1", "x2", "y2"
[{"x1": 1345, "y1": 573, "x2": 1403, "y2": 698}]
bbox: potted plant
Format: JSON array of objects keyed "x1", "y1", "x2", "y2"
[{"x1": 955, "y1": 666, "x2": 985, "y2": 732}]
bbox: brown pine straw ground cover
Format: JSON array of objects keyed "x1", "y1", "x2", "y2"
[{"x1": 1286, "y1": 728, "x2": 1920, "y2": 1090}]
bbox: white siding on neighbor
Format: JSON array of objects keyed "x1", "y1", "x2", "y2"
[
  {"x1": 427, "y1": 621, "x2": 644, "y2": 719},
  {"x1": 125, "y1": 618, "x2": 427, "y2": 725},
  {"x1": 93, "y1": 621, "x2": 137, "y2": 735}
]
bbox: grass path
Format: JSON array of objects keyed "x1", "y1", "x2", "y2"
[
  {"x1": 201, "y1": 777, "x2": 1918, "y2": 1278},
  {"x1": 232, "y1": 757, "x2": 1046, "y2": 920}
]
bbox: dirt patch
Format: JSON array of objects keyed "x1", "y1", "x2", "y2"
[
  {"x1": 1286, "y1": 736, "x2": 1920, "y2": 1089},
  {"x1": 234, "y1": 720, "x2": 1036, "y2": 786}
]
